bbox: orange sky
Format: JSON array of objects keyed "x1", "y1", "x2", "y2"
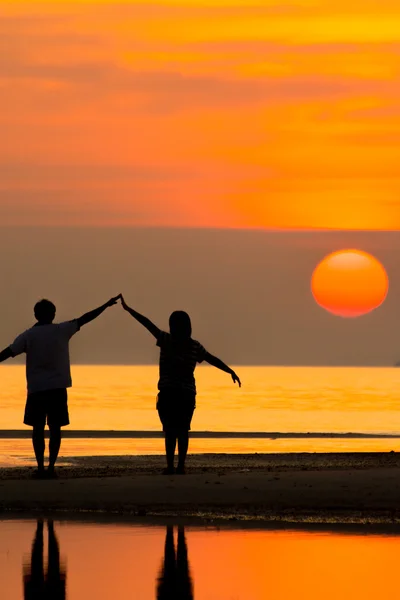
[{"x1": 2, "y1": 1, "x2": 400, "y2": 228}]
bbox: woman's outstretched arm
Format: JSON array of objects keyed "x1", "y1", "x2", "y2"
[
  {"x1": 204, "y1": 352, "x2": 241, "y2": 387},
  {"x1": 121, "y1": 295, "x2": 161, "y2": 338}
]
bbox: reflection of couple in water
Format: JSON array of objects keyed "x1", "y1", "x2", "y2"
[
  {"x1": 0, "y1": 296, "x2": 241, "y2": 477},
  {"x1": 24, "y1": 521, "x2": 193, "y2": 600},
  {"x1": 23, "y1": 520, "x2": 66, "y2": 600}
]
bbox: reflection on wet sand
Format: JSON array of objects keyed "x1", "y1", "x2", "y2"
[
  {"x1": 23, "y1": 520, "x2": 66, "y2": 600},
  {"x1": 157, "y1": 526, "x2": 194, "y2": 599}
]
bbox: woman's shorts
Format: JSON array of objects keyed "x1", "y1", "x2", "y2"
[{"x1": 157, "y1": 388, "x2": 196, "y2": 433}]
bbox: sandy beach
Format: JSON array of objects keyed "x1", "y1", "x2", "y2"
[{"x1": 1, "y1": 453, "x2": 400, "y2": 523}]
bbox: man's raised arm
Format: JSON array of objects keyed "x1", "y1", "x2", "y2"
[
  {"x1": 120, "y1": 295, "x2": 160, "y2": 338},
  {"x1": 77, "y1": 295, "x2": 121, "y2": 328},
  {"x1": 0, "y1": 347, "x2": 12, "y2": 363}
]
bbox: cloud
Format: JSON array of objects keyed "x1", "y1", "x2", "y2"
[
  {"x1": 0, "y1": 14, "x2": 77, "y2": 30},
  {"x1": 0, "y1": 163, "x2": 198, "y2": 187},
  {"x1": 0, "y1": 186, "x2": 178, "y2": 226},
  {"x1": 2, "y1": 3, "x2": 400, "y2": 116},
  {"x1": 180, "y1": 39, "x2": 400, "y2": 56},
  {"x1": 0, "y1": 162, "x2": 204, "y2": 226},
  {"x1": 1, "y1": 1, "x2": 400, "y2": 230},
  {"x1": 2, "y1": 53, "x2": 399, "y2": 114},
  {"x1": 61, "y1": 2, "x2": 315, "y2": 19}
]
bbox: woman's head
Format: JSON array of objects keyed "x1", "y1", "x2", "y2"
[{"x1": 169, "y1": 311, "x2": 192, "y2": 339}]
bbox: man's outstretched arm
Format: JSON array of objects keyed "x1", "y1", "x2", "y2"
[
  {"x1": 120, "y1": 295, "x2": 160, "y2": 338},
  {"x1": 204, "y1": 352, "x2": 241, "y2": 387},
  {"x1": 0, "y1": 347, "x2": 13, "y2": 363},
  {"x1": 77, "y1": 295, "x2": 121, "y2": 328}
]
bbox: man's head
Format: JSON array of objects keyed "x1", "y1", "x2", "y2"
[
  {"x1": 34, "y1": 299, "x2": 56, "y2": 324},
  {"x1": 169, "y1": 310, "x2": 192, "y2": 339}
]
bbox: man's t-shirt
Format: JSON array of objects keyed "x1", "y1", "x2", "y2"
[
  {"x1": 10, "y1": 321, "x2": 80, "y2": 394},
  {"x1": 156, "y1": 331, "x2": 207, "y2": 393}
]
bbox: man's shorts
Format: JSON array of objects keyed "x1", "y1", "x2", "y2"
[{"x1": 24, "y1": 388, "x2": 69, "y2": 428}]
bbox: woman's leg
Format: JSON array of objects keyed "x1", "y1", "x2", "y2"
[
  {"x1": 165, "y1": 432, "x2": 177, "y2": 473},
  {"x1": 158, "y1": 393, "x2": 177, "y2": 473},
  {"x1": 176, "y1": 400, "x2": 194, "y2": 474}
]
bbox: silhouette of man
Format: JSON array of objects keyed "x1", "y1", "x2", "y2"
[
  {"x1": 157, "y1": 526, "x2": 194, "y2": 600},
  {"x1": 0, "y1": 295, "x2": 120, "y2": 477},
  {"x1": 23, "y1": 519, "x2": 66, "y2": 600},
  {"x1": 121, "y1": 296, "x2": 241, "y2": 474}
]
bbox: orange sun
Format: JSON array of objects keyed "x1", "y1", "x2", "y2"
[{"x1": 311, "y1": 249, "x2": 389, "y2": 318}]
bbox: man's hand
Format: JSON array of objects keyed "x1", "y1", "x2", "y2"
[
  {"x1": 78, "y1": 295, "x2": 122, "y2": 328},
  {"x1": 107, "y1": 294, "x2": 122, "y2": 307},
  {"x1": 230, "y1": 370, "x2": 241, "y2": 387}
]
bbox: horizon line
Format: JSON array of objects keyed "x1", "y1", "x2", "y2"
[
  {"x1": 0, "y1": 430, "x2": 398, "y2": 439},
  {"x1": 1, "y1": 363, "x2": 398, "y2": 369},
  {"x1": 0, "y1": 225, "x2": 399, "y2": 233}
]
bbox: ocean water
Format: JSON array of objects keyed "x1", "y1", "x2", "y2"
[
  {"x1": 2, "y1": 519, "x2": 400, "y2": 600},
  {"x1": 1, "y1": 365, "x2": 400, "y2": 463}
]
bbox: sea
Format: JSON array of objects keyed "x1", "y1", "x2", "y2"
[
  {"x1": 1, "y1": 365, "x2": 400, "y2": 465},
  {"x1": 2, "y1": 518, "x2": 400, "y2": 600}
]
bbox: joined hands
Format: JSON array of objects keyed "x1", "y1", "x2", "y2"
[{"x1": 107, "y1": 294, "x2": 122, "y2": 307}]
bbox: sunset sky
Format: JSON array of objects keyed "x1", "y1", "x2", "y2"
[
  {"x1": 1, "y1": 2, "x2": 400, "y2": 365},
  {"x1": 2, "y1": 0, "x2": 400, "y2": 229}
]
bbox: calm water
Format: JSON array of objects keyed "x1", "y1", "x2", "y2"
[
  {"x1": 1, "y1": 365, "x2": 400, "y2": 463},
  {"x1": 2, "y1": 519, "x2": 400, "y2": 600}
]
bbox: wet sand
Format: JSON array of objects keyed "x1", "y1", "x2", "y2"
[{"x1": 1, "y1": 453, "x2": 400, "y2": 523}]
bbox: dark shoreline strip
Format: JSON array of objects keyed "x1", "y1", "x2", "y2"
[{"x1": 0, "y1": 430, "x2": 398, "y2": 439}]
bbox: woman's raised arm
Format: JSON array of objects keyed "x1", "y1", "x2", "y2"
[{"x1": 120, "y1": 295, "x2": 161, "y2": 338}]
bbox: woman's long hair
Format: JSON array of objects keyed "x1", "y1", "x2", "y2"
[{"x1": 169, "y1": 311, "x2": 192, "y2": 340}]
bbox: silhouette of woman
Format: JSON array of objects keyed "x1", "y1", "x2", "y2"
[
  {"x1": 23, "y1": 519, "x2": 66, "y2": 600},
  {"x1": 121, "y1": 297, "x2": 241, "y2": 474},
  {"x1": 157, "y1": 526, "x2": 194, "y2": 600}
]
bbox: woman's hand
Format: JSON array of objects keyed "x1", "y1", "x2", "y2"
[
  {"x1": 120, "y1": 295, "x2": 129, "y2": 310},
  {"x1": 230, "y1": 370, "x2": 241, "y2": 387}
]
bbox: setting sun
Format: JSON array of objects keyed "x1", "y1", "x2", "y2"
[{"x1": 311, "y1": 250, "x2": 389, "y2": 318}]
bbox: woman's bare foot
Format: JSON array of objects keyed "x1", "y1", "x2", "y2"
[{"x1": 162, "y1": 467, "x2": 175, "y2": 475}]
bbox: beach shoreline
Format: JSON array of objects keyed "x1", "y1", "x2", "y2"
[
  {"x1": 1, "y1": 430, "x2": 399, "y2": 439},
  {"x1": 1, "y1": 453, "x2": 400, "y2": 524}
]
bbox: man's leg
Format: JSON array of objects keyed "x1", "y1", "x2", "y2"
[
  {"x1": 177, "y1": 433, "x2": 189, "y2": 474},
  {"x1": 48, "y1": 426, "x2": 61, "y2": 473},
  {"x1": 23, "y1": 520, "x2": 45, "y2": 598},
  {"x1": 164, "y1": 432, "x2": 177, "y2": 473},
  {"x1": 177, "y1": 527, "x2": 193, "y2": 599},
  {"x1": 25, "y1": 392, "x2": 46, "y2": 475},
  {"x1": 47, "y1": 388, "x2": 68, "y2": 476},
  {"x1": 32, "y1": 426, "x2": 45, "y2": 473}
]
